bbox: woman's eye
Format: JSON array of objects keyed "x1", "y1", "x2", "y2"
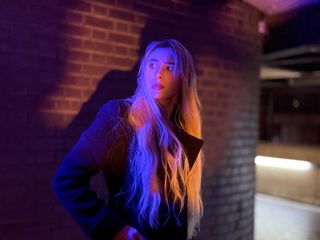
[
  {"x1": 167, "y1": 65, "x2": 174, "y2": 71},
  {"x1": 149, "y1": 63, "x2": 157, "y2": 68}
]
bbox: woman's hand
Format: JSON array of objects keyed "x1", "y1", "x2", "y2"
[{"x1": 113, "y1": 225, "x2": 145, "y2": 240}]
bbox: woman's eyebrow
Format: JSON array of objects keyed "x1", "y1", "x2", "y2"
[
  {"x1": 149, "y1": 59, "x2": 175, "y2": 64},
  {"x1": 149, "y1": 58, "x2": 158, "y2": 62}
]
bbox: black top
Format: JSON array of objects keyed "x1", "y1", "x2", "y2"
[{"x1": 52, "y1": 99, "x2": 203, "y2": 240}]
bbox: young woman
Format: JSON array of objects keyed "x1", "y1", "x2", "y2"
[{"x1": 53, "y1": 39, "x2": 204, "y2": 240}]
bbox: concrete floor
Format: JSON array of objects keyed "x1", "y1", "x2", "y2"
[{"x1": 255, "y1": 193, "x2": 320, "y2": 240}]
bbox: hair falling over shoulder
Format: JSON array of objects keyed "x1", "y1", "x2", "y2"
[{"x1": 124, "y1": 39, "x2": 203, "y2": 239}]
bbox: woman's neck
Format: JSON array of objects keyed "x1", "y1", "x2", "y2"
[{"x1": 157, "y1": 96, "x2": 177, "y2": 121}]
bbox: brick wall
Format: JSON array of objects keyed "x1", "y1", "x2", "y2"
[{"x1": 0, "y1": 0, "x2": 263, "y2": 239}]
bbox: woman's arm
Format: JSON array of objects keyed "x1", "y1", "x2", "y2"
[
  {"x1": 113, "y1": 225, "x2": 145, "y2": 240},
  {"x1": 52, "y1": 100, "x2": 127, "y2": 240}
]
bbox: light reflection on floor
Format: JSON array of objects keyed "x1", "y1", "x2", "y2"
[{"x1": 255, "y1": 193, "x2": 320, "y2": 240}]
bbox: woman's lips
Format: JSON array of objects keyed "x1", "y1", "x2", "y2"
[{"x1": 151, "y1": 84, "x2": 164, "y2": 90}]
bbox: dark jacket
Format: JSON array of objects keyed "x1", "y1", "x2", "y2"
[{"x1": 52, "y1": 99, "x2": 203, "y2": 240}]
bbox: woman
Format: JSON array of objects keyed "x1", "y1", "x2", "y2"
[{"x1": 53, "y1": 39, "x2": 204, "y2": 240}]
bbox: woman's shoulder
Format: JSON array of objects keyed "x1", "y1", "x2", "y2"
[
  {"x1": 98, "y1": 98, "x2": 132, "y2": 119},
  {"x1": 97, "y1": 98, "x2": 134, "y2": 137}
]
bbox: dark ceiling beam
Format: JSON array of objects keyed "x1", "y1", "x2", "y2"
[
  {"x1": 262, "y1": 44, "x2": 320, "y2": 61},
  {"x1": 265, "y1": 57, "x2": 320, "y2": 67}
]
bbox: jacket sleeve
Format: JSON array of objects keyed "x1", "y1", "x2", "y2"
[{"x1": 52, "y1": 100, "x2": 126, "y2": 240}]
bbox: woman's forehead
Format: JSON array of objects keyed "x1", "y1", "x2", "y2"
[{"x1": 148, "y1": 47, "x2": 175, "y2": 63}]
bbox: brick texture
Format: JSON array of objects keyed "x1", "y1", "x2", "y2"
[{"x1": 0, "y1": 0, "x2": 263, "y2": 239}]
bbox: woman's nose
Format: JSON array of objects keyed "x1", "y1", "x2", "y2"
[{"x1": 156, "y1": 65, "x2": 165, "y2": 79}]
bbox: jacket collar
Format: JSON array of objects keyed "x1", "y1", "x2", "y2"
[{"x1": 169, "y1": 104, "x2": 203, "y2": 168}]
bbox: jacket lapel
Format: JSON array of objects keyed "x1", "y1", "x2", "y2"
[{"x1": 172, "y1": 126, "x2": 203, "y2": 169}]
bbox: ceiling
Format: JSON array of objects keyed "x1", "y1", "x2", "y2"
[
  {"x1": 243, "y1": 0, "x2": 319, "y2": 15},
  {"x1": 243, "y1": 0, "x2": 320, "y2": 87}
]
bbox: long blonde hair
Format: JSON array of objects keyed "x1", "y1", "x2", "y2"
[{"x1": 126, "y1": 39, "x2": 203, "y2": 239}]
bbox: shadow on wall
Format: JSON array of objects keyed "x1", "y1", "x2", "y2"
[{"x1": 63, "y1": 0, "x2": 248, "y2": 202}]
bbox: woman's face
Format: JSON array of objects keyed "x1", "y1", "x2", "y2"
[{"x1": 145, "y1": 47, "x2": 181, "y2": 105}]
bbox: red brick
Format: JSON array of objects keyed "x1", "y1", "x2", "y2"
[
  {"x1": 108, "y1": 56, "x2": 134, "y2": 67},
  {"x1": 92, "y1": 5, "x2": 107, "y2": 15},
  {"x1": 116, "y1": 22, "x2": 129, "y2": 32},
  {"x1": 115, "y1": 46, "x2": 128, "y2": 55},
  {"x1": 109, "y1": 8, "x2": 135, "y2": 22},
  {"x1": 130, "y1": 24, "x2": 141, "y2": 34},
  {"x1": 135, "y1": 14, "x2": 147, "y2": 25},
  {"x1": 84, "y1": 15, "x2": 113, "y2": 29},
  {"x1": 59, "y1": 74, "x2": 90, "y2": 87},
  {"x1": 60, "y1": 113, "x2": 74, "y2": 126},
  {"x1": 84, "y1": 40, "x2": 113, "y2": 52},
  {"x1": 82, "y1": 64, "x2": 107, "y2": 76},
  {"x1": 62, "y1": 23, "x2": 91, "y2": 37},
  {"x1": 91, "y1": 54, "x2": 108, "y2": 64},
  {"x1": 82, "y1": 89, "x2": 94, "y2": 99},
  {"x1": 128, "y1": 48, "x2": 139, "y2": 57},
  {"x1": 109, "y1": 33, "x2": 137, "y2": 45},
  {"x1": 53, "y1": 100, "x2": 70, "y2": 111},
  {"x1": 64, "y1": 87, "x2": 82, "y2": 99},
  {"x1": 70, "y1": 100, "x2": 82, "y2": 111},
  {"x1": 92, "y1": 29, "x2": 107, "y2": 40}
]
